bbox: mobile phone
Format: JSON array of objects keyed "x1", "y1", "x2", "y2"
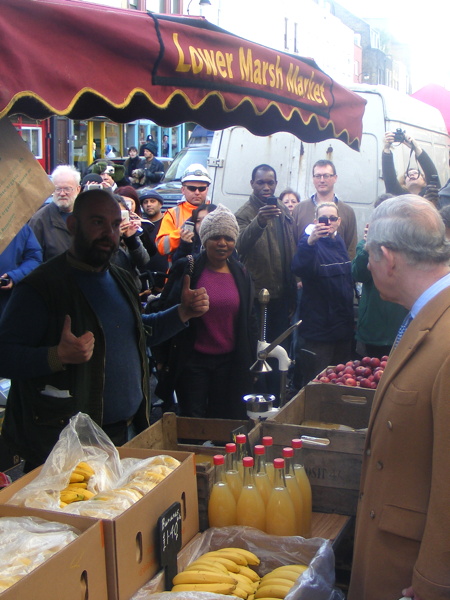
[
  {"x1": 121, "y1": 209, "x2": 130, "y2": 223},
  {"x1": 318, "y1": 215, "x2": 329, "y2": 226},
  {"x1": 85, "y1": 183, "x2": 103, "y2": 190},
  {"x1": 0, "y1": 277, "x2": 11, "y2": 287},
  {"x1": 183, "y1": 220, "x2": 195, "y2": 233},
  {"x1": 429, "y1": 174, "x2": 439, "y2": 187},
  {"x1": 266, "y1": 196, "x2": 278, "y2": 206}
]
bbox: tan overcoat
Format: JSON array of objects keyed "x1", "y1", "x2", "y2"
[{"x1": 348, "y1": 287, "x2": 450, "y2": 600}]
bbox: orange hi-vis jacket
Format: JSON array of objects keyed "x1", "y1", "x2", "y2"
[{"x1": 156, "y1": 201, "x2": 196, "y2": 260}]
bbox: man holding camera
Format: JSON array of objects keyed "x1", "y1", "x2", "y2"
[
  {"x1": 235, "y1": 164, "x2": 297, "y2": 346},
  {"x1": 382, "y1": 130, "x2": 441, "y2": 205},
  {"x1": 292, "y1": 159, "x2": 358, "y2": 259},
  {"x1": 291, "y1": 202, "x2": 354, "y2": 387}
]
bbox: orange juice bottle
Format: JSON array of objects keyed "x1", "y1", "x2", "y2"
[
  {"x1": 225, "y1": 442, "x2": 242, "y2": 502},
  {"x1": 282, "y1": 447, "x2": 304, "y2": 536},
  {"x1": 253, "y1": 444, "x2": 273, "y2": 506},
  {"x1": 236, "y1": 456, "x2": 266, "y2": 531},
  {"x1": 235, "y1": 433, "x2": 248, "y2": 480},
  {"x1": 208, "y1": 454, "x2": 237, "y2": 527},
  {"x1": 262, "y1": 435, "x2": 275, "y2": 485},
  {"x1": 292, "y1": 438, "x2": 312, "y2": 537},
  {"x1": 265, "y1": 458, "x2": 297, "y2": 536}
]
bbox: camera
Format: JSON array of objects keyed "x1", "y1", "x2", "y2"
[
  {"x1": 0, "y1": 277, "x2": 11, "y2": 287},
  {"x1": 393, "y1": 128, "x2": 406, "y2": 143},
  {"x1": 266, "y1": 196, "x2": 278, "y2": 206},
  {"x1": 318, "y1": 215, "x2": 329, "y2": 226},
  {"x1": 183, "y1": 220, "x2": 195, "y2": 233},
  {"x1": 85, "y1": 183, "x2": 103, "y2": 191},
  {"x1": 120, "y1": 209, "x2": 130, "y2": 223}
]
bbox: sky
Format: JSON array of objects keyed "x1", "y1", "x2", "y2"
[{"x1": 337, "y1": 0, "x2": 449, "y2": 92}]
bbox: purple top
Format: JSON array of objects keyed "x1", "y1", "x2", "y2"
[{"x1": 194, "y1": 268, "x2": 240, "y2": 354}]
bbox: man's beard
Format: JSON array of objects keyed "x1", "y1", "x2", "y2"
[{"x1": 73, "y1": 230, "x2": 118, "y2": 268}]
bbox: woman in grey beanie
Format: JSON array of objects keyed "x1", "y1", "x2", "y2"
[{"x1": 151, "y1": 204, "x2": 258, "y2": 419}]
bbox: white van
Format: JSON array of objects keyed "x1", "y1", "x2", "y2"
[{"x1": 207, "y1": 84, "x2": 449, "y2": 236}]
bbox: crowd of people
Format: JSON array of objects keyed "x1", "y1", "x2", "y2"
[{"x1": 0, "y1": 129, "x2": 449, "y2": 599}]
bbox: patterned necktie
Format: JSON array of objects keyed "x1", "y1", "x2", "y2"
[{"x1": 393, "y1": 312, "x2": 413, "y2": 349}]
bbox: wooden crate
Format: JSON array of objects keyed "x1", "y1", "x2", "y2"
[
  {"x1": 248, "y1": 383, "x2": 374, "y2": 516},
  {"x1": 124, "y1": 413, "x2": 250, "y2": 530}
]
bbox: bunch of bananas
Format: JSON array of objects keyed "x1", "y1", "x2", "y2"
[
  {"x1": 60, "y1": 462, "x2": 95, "y2": 507},
  {"x1": 171, "y1": 547, "x2": 261, "y2": 598},
  {"x1": 254, "y1": 564, "x2": 308, "y2": 599}
]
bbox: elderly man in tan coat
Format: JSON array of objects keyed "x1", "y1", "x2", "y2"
[{"x1": 348, "y1": 195, "x2": 450, "y2": 600}]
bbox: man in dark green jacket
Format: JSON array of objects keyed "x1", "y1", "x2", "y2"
[{"x1": 0, "y1": 190, "x2": 209, "y2": 470}]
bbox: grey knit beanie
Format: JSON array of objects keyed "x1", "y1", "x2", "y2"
[{"x1": 199, "y1": 204, "x2": 239, "y2": 245}]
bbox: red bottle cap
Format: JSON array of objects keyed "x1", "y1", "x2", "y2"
[
  {"x1": 291, "y1": 439, "x2": 302, "y2": 449},
  {"x1": 225, "y1": 443, "x2": 237, "y2": 453},
  {"x1": 254, "y1": 445, "x2": 265, "y2": 455},
  {"x1": 273, "y1": 458, "x2": 285, "y2": 469},
  {"x1": 243, "y1": 456, "x2": 254, "y2": 467},
  {"x1": 262, "y1": 436, "x2": 273, "y2": 446},
  {"x1": 213, "y1": 455, "x2": 225, "y2": 465},
  {"x1": 282, "y1": 447, "x2": 294, "y2": 457},
  {"x1": 236, "y1": 434, "x2": 247, "y2": 444}
]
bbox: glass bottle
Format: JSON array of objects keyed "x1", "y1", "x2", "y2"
[
  {"x1": 225, "y1": 442, "x2": 242, "y2": 502},
  {"x1": 236, "y1": 456, "x2": 266, "y2": 531},
  {"x1": 208, "y1": 454, "x2": 237, "y2": 527},
  {"x1": 265, "y1": 458, "x2": 297, "y2": 536},
  {"x1": 253, "y1": 444, "x2": 273, "y2": 506},
  {"x1": 235, "y1": 433, "x2": 248, "y2": 480},
  {"x1": 292, "y1": 438, "x2": 312, "y2": 537},
  {"x1": 262, "y1": 435, "x2": 274, "y2": 484},
  {"x1": 282, "y1": 447, "x2": 304, "y2": 536}
]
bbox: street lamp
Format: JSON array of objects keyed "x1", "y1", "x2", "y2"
[{"x1": 186, "y1": 0, "x2": 211, "y2": 15}]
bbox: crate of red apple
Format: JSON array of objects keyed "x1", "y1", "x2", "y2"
[{"x1": 313, "y1": 355, "x2": 389, "y2": 388}]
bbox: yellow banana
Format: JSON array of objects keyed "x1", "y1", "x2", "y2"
[
  {"x1": 224, "y1": 548, "x2": 260, "y2": 566},
  {"x1": 60, "y1": 491, "x2": 83, "y2": 504},
  {"x1": 257, "y1": 578, "x2": 295, "y2": 589},
  {"x1": 231, "y1": 584, "x2": 248, "y2": 599},
  {"x1": 172, "y1": 571, "x2": 237, "y2": 586},
  {"x1": 247, "y1": 595, "x2": 255, "y2": 600},
  {"x1": 254, "y1": 583, "x2": 292, "y2": 599},
  {"x1": 66, "y1": 482, "x2": 88, "y2": 490},
  {"x1": 232, "y1": 573, "x2": 256, "y2": 594},
  {"x1": 196, "y1": 555, "x2": 240, "y2": 572},
  {"x1": 202, "y1": 550, "x2": 247, "y2": 566},
  {"x1": 69, "y1": 472, "x2": 85, "y2": 483},
  {"x1": 76, "y1": 461, "x2": 94, "y2": 475},
  {"x1": 59, "y1": 501, "x2": 67, "y2": 508},
  {"x1": 238, "y1": 565, "x2": 260, "y2": 582},
  {"x1": 171, "y1": 582, "x2": 236, "y2": 594},
  {"x1": 269, "y1": 565, "x2": 307, "y2": 576},
  {"x1": 186, "y1": 560, "x2": 229, "y2": 574},
  {"x1": 72, "y1": 467, "x2": 92, "y2": 481},
  {"x1": 261, "y1": 568, "x2": 305, "y2": 583}
]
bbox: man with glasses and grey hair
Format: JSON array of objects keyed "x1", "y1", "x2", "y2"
[
  {"x1": 292, "y1": 159, "x2": 357, "y2": 259},
  {"x1": 29, "y1": 164, "x2": 81, "y2": 261},
  {"x1": 156, "y1": 163, "x2": 211, "y2": 264},
  {"x1": 348, "y1": 194, "x2": 450, "y2": 600}
]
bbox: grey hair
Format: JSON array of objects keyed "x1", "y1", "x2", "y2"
[
  {"x1": 366, "y1": 194, "x2": 450, "y2": 266},
  {"x1": 315, "y1": 202, "x2": 339, "y2": 218},
  {"x1": 51, "y1": 164, "x2": 81, "y2": 186}
]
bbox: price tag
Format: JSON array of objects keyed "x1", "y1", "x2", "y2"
[{"x1": 157, "y1": 501, "x2": 182, "y2": 590}]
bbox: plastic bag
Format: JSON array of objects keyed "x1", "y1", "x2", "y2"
[
  {"x1": 6, "y1": 412, "x2": 122, "y2": 510},
  {"x1": 131, "y1": 526, "x2": 345, "y2": 600},
  {"x1": 0, "y1": 516, "x2": 80, "y2": 592}
]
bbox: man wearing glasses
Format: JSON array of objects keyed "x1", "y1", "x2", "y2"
[
  {"x1": 292, "y1": 159, "x2": 357, "y2": 259},
  {"x1": 156, "y1": 163, "x2": 211, "y2": 263},
  {"x1": 29, "y1": 165, "x2": 81, "y2": 262},
  {"x1": 292, "y1": 201, "x2": 354, "y2": 387}
]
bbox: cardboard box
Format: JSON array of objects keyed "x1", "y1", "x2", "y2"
[
  {"x1": 124, "y1": 413, "x2": 250, "y2": 531},
  {"x1": 0, "y1": 504, "x2": 108, "y2": 600},
  {"x1": 0, "y1": 447, "x2": 199, "y2": 600},
  {"x1": 248, "y1": 383, "x2": 374, "y2": 516}
]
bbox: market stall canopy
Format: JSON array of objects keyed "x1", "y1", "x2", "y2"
[
  {"x1": 411, "y1": 84, "x2": 450, "y2": 135},
  {"x1": 0, "y1": 0, "x2": 366, "y2": 150}
]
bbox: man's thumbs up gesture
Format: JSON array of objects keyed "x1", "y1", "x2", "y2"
[
  {"x1": 57, "y1": 315, "x2": 95, "y2": 365},
  {"x1": 177, "y1": 274, "x2": 209, "y2": 323}
]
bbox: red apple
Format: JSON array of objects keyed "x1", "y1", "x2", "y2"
[
  {"x1": 345, "y1": 378, "x2": 356, "y2": 386},
  {"x1": 360, "y1": 378, "x2": 372, "y2": 388},
  {"x1": 335, "y1": 364, "x2": 345, "y2": 373},
  {"x1": 381, "y1": 355, "x2": 389, "y2": 362},
  {"x1": 370, "y1": 357, "x2": 381, "y2": 368},
  {"x1": 373, "y1": 370, "x2": 384, "y2": 382},
  {"x1": 363, "y1": 367, "x2": 372, "y2": 377},
  {"x1": 361, "y1": 356, "x2": 372, "y2": 366},
  {"x1": 380, "y1": 361, "x2": 387, "y2": 369},
  {"x1": 319, "y1": 376, "x2": 330, "y2": 383},
  {"x1": 343, "y1": 366, "x2": 355, "y2": 375},
  {"x1": 355, "y1": 366, "x2": 366, "y2": 376},
  {"x1": 328, "y1": 372, "x2": 337, "y2": 380}
]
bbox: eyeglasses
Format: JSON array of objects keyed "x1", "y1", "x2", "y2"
[
  {"x1": 320, "y1": 215, "x2": 339, "y2": 222},
  {"x1": 405, "y1": 170, "x2": 421, "y2": 180},
  {"x1": 185, "y1": 185, "x2": 208, "y2": 192},
  {"x1": 313, "y1": 174, "x2": 335, "y2": 180},
  {"x1": 54, "y1": 187, "x2": 75, "y2": 194}
]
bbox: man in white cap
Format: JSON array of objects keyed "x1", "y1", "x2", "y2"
[{"x1": 156, "y1": 163, "x2": 211, "y2": 262}]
